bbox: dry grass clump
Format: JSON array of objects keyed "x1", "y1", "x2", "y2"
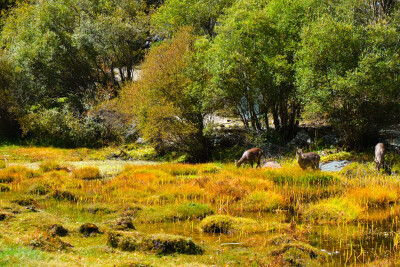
[
  {"x1": 303, "y1": 197, "x2": 364, "y2": 223},
  {"x1": 49, "y1": 190, "x2": 78, "y2": 202},
  {"x1": 0, "y1": 158, "x2": 5, "y2": 169},
  {"x1": 29, "y1": 232, "x2": 72, "y2": 252},
  {"x1": 199, "y1": 215, "x2": 264, "y2": 234},
  {"x1": 28, "y1": 183, "x2": 51, "y2": 195},
  {"x1": 107, "y1": 232, "x2": 204, "y2": 255},
  {"x1": 270, "y1": 241, "x2": 328, "y2": 266},
  {"x1": 0, "y1": 183, "x2": 11, "y2": 192},
  {"x1": 243, "y1": 191, "x2": 287, "y2": 212},
  {"x1": 39, "y1": 160, "x2": 72, "y2": 172},
  {"x1": 0, "y1": 165, "x2": 39, "y2": 183},
  {"x1": 72, "y1": 166, "x2": 101, "y2": 180},
  {"x1": 346, "y1": 185, "x2": 398, "y2": 208}
]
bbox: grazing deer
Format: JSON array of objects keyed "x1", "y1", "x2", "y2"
[
  {"x1": 296, "y1": 149, "x2": 320, "y2": 170},
  {"x1": 235, "y1": 148, "x2": 263, "y2": 168},
  {"x1": 374, "y1": 143, "x2": 386, "y2": 171}
]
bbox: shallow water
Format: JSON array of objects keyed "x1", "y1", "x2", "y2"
[
  {"x1": 320, "y1": 160, "x2": 352, "y2": 172},
  {"x1": 132, "y1": 205, "x2": 400, "y2": 266}
]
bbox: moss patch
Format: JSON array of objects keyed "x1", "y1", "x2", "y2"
[
  {"x1": 199, "y1": 215, "x2": 263, "y2": 234},
  {"x1": 107, "y1": 232, "x2": 204, "y2": 255}
]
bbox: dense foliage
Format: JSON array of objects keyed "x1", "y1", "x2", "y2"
[{"x1": 0, "y1": 0, "x2": 400, "y2": 157}]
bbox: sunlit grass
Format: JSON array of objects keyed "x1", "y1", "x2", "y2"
[{"x1": 2, "y1": 146, "x2": 400, "y2": 265}]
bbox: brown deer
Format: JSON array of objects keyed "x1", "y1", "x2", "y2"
[
  {"x1": 374, "y1": 143, "x2": 386, "y2": 171},
  {"x1": 296, "y1": 149, "x2": 320, "y2": 170},
  {"x1": 235, "y1": 148, "x2": 263, "y2": 168}
]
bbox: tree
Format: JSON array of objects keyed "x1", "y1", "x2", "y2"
[
  {"x1": 296, "y1": 10, "x2": 400, "y2": 149},
  {"x1": 209, "y1": 0, "x2": 316, "y2": 140},
  {"x1": 119, "y1": 27, "x2": 213, "y2": 162},
  {"x1": 152, "y1": 0, "x2": 233, "y2": 37},
  {"x1": 1, "y1": 0, "x2": 149, "y2": 113}
]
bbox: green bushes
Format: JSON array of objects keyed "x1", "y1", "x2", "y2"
[{"x1": 20, "y1": 107, "x2": 132, "y2": 148}]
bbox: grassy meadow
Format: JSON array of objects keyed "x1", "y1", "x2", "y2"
[{"x1": 1, "y1": 146, "x2": 400, "y2": 266}]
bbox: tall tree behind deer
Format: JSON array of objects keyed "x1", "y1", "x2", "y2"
[{"x1": 235, "y1": 148, "x2": 263, "y2": 168}]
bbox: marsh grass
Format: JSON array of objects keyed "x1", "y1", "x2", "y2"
[
  {"x1": 72, "y1": 166, "x2": 102, "y2": 180},
  {"x1": 304, "y1": 198, "x2": 364, "y2": 223},
  {"x1": 3, "y1": 145, "x2": 400, "y2": 266}
]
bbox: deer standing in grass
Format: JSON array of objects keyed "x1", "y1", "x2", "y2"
[
  {"x1": 296, "y1": 149, "x2": 320, "y2": 170},
  {"x1": 374, "y1": 143, "x2": 386, "y2": 171},
  {"x1": 235, "y1": 148, "x2": 263, "y2": 168}
]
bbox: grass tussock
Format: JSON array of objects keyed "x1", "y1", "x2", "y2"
[
  {"x1": 304, "y1": 197, "x2": 364, "y2": 223},
  {"x1": 346, "y1": 185, "x2": 398, "y2": 208},
  {"x1": 199, "y1": 215, "x2": 264, "y2": 234},
  {"x1": 107, "y1": 232, "x2": 204, "y2": 255},
  {"x1": 72, "y1": 166, "x2": 101, "y2": 180},
  {"x1": 29, "y1": 233, "x2": 72, "y2": 252},
  {"x1": 0, "y1": 165, "x2": 39, "y2": 183},
  {"x1": 243, "y1": 191, "x2": 287, "y2": 211}
]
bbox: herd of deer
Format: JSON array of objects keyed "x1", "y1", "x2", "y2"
[{"x1": 235, "y1": 143, "x2": 388, "y2": 171}]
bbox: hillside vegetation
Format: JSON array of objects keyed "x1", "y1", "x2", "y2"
[{"x1": 0, "y1": 0, "x2": 399, "y2": 160}]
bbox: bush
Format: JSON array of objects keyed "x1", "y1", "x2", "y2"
[
  {"x1": 73, "y1": 167, "x2": 101, "y2": 180},
  {"x1": 20, "y1": 106, "x2": 132, "y2": 148}
]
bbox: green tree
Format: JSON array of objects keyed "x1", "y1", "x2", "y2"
[
  {"x1": 152, "y1": 0, "x2": 233, "y2": 37},
  {"x1": 296, "y1": 11, "x2": 400, "y2": 149},
  {"x1": 120, "y1": 28, "x2": 213, "y2": 162},
  {"x1": 1, "y1": 0, "x2": 149, "y2": 113},
  {"x1": 209, "y1": 0, "x2": 316, "y2": 140}
]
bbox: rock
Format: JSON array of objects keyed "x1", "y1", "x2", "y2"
[{"x1": 262, "y1": 161, "x2": 282, "y2": 169}]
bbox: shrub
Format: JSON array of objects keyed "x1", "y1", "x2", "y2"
[
  {"x1": 303, "y1": 198, "x2": 363, "y2": 223},
  {"x1": 73, "y1": 167, "x2": 101, "y2": 180},
  {"x1": 243, "y1": 191, "x2": 287, "y2": 212},
  {"x1": 20, "y1": 106, "x2": 131, "y2": 148}
]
